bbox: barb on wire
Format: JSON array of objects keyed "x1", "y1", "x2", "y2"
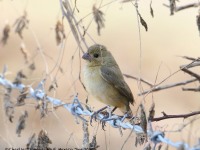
[{"x1": 0, "y1": 67, "x2": 200, "y2": 149}]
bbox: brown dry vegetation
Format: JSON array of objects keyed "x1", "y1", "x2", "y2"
[{"x1": 0, "y1": 0, "x2": 200, "y2": 150}]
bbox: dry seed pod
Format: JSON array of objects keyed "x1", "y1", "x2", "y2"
[
  {"x1": 135, "y1": 133, "x2": 147, "y2": 147},
  {"x1": 90, "y1": 135, "x2": 99, "y2": 149},
  {"x1": 1, "y1": 24, "x2": 10, "y2": 45},
  {"x1": 169, "y1": 0, "x2": 176, "y2": 15},
  {"x1": 139, "y1": 104, "x2": 147, "y2": 134},
  {"x1": 26, "y1": 133, "x2": 37, "y2": 149},
  {"x1": 29, "y1": 63, "x2": 36, "y2": 71},
  {"x1": 150, "y1": 1, "x2": 154, "y2": 18},
  {"x1": 4, "y1": 88, "x2": 14, "y2": 122},
  {"x1": 13, "y1": 11, "x2": 29, "y2": 39},
  {"x1": 16, "y1": 110, "x2": 28, "y2": 137},
  {"x1": 196, "y1": 11, "x2": 200, "y2": 36},
  {"x1": 35, "y1": 98, "x2": 48, "y2": 118},
  {"x1": 148, "y1": 102, "x2": 155, "y2": 121},
  {"x1": 37, "y1": 130, "x2": 52, "y2": 149},
  {"x1": 138, "y1": 12, "x2": 148, "y2": 31},
  {"x1": 20, "y1": 43, "x2": 30, "y2": 63},
  {"x1": 55, "y1": 20, "x2": 66, "y2": 45},
  {"x1": 16, "y1": 86, "x2": 29, "y2": 106},
  {"x1": 93, "y1": 5, "x2": 105, "y2": 35},
  {"x1": 13, "y1": 71, "x2": 27, "y2": 85}
]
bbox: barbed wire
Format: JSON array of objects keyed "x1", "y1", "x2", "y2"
[{"x1": 0, "y1": 68, "x2": 200, "y2": 150}]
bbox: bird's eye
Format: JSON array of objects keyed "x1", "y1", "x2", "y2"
[{"x1": 93, "y1": 53, "x2": 99, "y2": 58}]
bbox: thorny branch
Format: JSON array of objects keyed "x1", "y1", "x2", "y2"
[{"x1": 152, "y1": 111, "x2": 200, "y2": 122}]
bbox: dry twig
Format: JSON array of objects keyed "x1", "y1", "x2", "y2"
[
  {"x1": 139, "y1": 78, "x2": 197, "y2": 96},
  {"x1": 123, "y1": 73, "x2": 153, "y2": 87},
  {"x1": 152, "y1": 111, "x2": 200, "y2": 122}
]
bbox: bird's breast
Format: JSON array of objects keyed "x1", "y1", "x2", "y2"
[
  {"x1": 83, "y1": 66, "x2": 107, "y2": 97},
  {"x1": 83, "y1": 65, "x2": 123, "y2": 106}
]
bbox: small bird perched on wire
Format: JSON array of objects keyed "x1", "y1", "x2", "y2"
[{"x1": 82, "y1": 44, "x2": 134, "y2": 116}]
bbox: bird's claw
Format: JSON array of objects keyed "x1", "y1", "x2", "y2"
[
  {"x1": 90, "y1": 106, "x2": 109, "y2": 126},
  {"x1": 100, "y1": 111, "x2": 110, "y2": 130},
  {"x1": 90, "y1": 111, "x2": 98, "y2": 126}
]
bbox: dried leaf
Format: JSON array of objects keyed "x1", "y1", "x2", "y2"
[
  {"x1": 48, "y1": 80, "x2": 58, "y2": 92},
  {"x1": 35, "y1": 98, "x2": 48, "y2": 118},
  {"x1": 138, "y1": 13, "x2": 148, "y2": 31},
  {"x1": 93, "y1": 5, "x2": 105, "y2": 35},
  {"x1": 20, "y1": 43, "x2": 30, "y2": 63},
  {"x1": 177, "y1": 144, "x2": 185, "y2": 150},
  {"x1": 1, "y1": 24, "x2": 10, "y2": 45},
  {"x1": 29, "y1": 63, "x2": 36, "y2": 71},
  {"x1": 150, "y1": 1, "x2": 154, "y2": 18},
  {"x1": 4, "y1": 88, "x2": 14, "y2": 122},
  {"x1": 13, "y1": 71, "x2": 27, "y2": 85},
  {"x1": 135, "y1": 133, "x2": 147, "y2": 147},
  {"x1": 158, "y1": 144, "x2": 162, "y2": 150},
  {"x1": 133, "y1": 116, "x2": 140, "y2": 125},
  {"x1": 13, "y1": 11, "x2": 29, "y2": 39},
  {"x1": 16, "y1": 110, "x2": 28, "y2": 137},
  {"x1": 169, "y1": 0, "x2": 176, "y2": 15},
  {"x1": 143, "y1": 143, "x2": 151, "y2": 150},
  {"x1": 82, "y1": 122, "x2": 89, "y2": 149},
  {"x1": 37, "y1": 130, "x2": 52, "y2": 149},
  {"x1": 26, "y1": 133, "x2": 37, "y2": 149},
  {"x1": 148, "y1": 102, "x2": 155, "y2": 121},
  {"x1": 89, "y1": 135, "x2": 99, "y2": 150},
  {"x1": 16, "y1": 86, "x2": 29, "y2": 106},
  {"x1": 55, "y1": 20, "x2": 66, "y2": 45},
  {"x1": 139, "y1": 104, "x2": 147, "y2": 134},
  {"x1": 196, "y1": 13, "x2": 200, "y2": 36}
]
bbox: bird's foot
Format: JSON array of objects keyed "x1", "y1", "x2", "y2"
[
  {"x1": 90, "y1": 106, "x2": 109, "y2": 126},
  {"x1": 99, "y1": 111, "x2": 110, "y2": 130}
]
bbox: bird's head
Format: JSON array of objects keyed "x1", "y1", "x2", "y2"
[{"x1": 82, "y1": 44, "x2": 117, "y2": 67}]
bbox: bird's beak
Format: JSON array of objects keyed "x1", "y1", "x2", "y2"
[{"x1": 82, "y1": 52, "x2": 92, "y2": 61}]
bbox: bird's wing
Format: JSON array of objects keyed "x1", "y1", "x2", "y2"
[{"x1": 100, "y1": 65, "x2": 134, "y2": 104}]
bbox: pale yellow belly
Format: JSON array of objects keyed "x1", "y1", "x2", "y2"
[{"x1": 83, "y1": 66, "x2": 126, "y2": 109}]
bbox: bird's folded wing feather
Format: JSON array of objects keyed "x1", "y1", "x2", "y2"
[{"x1": 100, "y1": 65, "x2": 134, "y2": 104}]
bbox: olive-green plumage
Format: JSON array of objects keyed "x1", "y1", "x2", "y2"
[{"x1": 82, "y1": 44, "x2": 134, "y2": 114}]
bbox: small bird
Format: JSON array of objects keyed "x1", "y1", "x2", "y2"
[{"x1": 82, "y1": 44, "x2": 134, "y2": 115}]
